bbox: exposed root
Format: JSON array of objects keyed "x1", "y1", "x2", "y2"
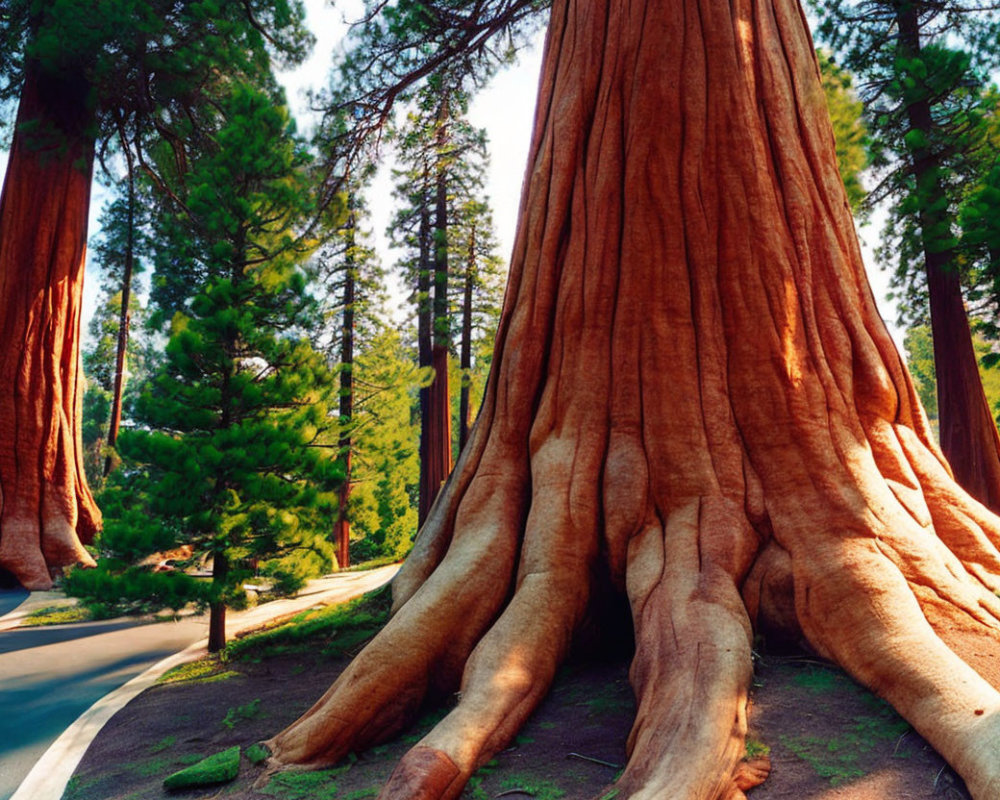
[
  {"x1": 266, "y1": 512, "x2": 522, "y2": 765},
  {"x1": 792, "y1": 538, "x2": 1000, "y2": 797},
  {"x1": 614, "y1": 505, "x2": 757, "y2": 800},
  {"x1": 264, "y1": 0, "x2": 1000, "y2": 797},
  {"x1": 0, "y1": 519, "x2": 53, "y2": 590},
  {"x1": 721, "y1": 757, "x2": 772, "y2": 800}
]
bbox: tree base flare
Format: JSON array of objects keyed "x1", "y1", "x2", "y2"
[
  {"x1": 0, "y1": 59, "x2": 102, "y2": 589},
  {"x1": 264, "y1": 0, "x2": 1000, "y2": 796}
]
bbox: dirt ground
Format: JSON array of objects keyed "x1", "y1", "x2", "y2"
[{"x1": 65, "y1": 638, "x2": 971, "y2": 800}]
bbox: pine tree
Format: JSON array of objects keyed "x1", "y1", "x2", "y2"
[
  {"x1": 389, "y1": 83, "x2": 496, "y2": 522},
  {"x1": 451, "y1": 198, "x2": 505, "y2": 452},
  {"x1": 76, "y1": 85, "x2": 340, "y2": 652},
  {"x1": 818, "y1": 50, "x2": 869, "y2": 214},
  {"x1": 83, "y1": 177, "x2": 153, "y2": 485},
  {"x1": 312, "y1": 178, "x2": 390, "y2": 567},
  {"x1": 347, "y1": 326, "x2": 422, "y2": 562}
]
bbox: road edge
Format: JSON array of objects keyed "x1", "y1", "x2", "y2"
[
  {"x1": 9, "y1": 565, "x2": 398, "y2": 800},
  {"x1": 9, "y1": 639, "x2": 209, "y2": 800}
]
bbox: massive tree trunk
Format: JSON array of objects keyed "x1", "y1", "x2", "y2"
[
  {"x1": 895, "y1": 4, "x2": 1000, "y2": 512},
  {"x1": 266, "y1": 0, "x2": 1000, "y2": 797},
  {"x1": 0, "y1": 61, "x2": 101, "y2": 590}
]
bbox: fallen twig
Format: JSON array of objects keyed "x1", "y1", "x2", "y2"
[{"x1": 567, "y1": 753, "x2": 621, "y2": 769}]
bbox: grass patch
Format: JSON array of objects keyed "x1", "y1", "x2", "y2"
[
  {"x1": 258, "y1": 765, "x2": 351, "y2": 799},
  {"x1": 791, "y1": 666, "x2": 848, "y2": 694},
  {"x1": 746, "y1": 738, "x2": 771, "y2": 760},
  {"x1": 63, "y1": 774, "x2": 102, "y2": 800},
  {"x1": 341, "y1": 789, "x2": 379, "y2": 800},
  {"x1": 343, "y1": 556, "x2": 403, "y2": 572},
  {"x1": 148, "y1": 736, "x2": 176, "y2": 754},
  {"x1": 157, "y1": 658, "x2": 240, "y2": 685},
  {"x1": 465, "y1": 758, "x2": 500, "y2": 800},
  {"x1": 780, "y1": 664, "x2": 911, "y2": 785},
  {"x1": 224, "y1": 585, "x2": 391, "y2": 662},
  {"x1": 131, "y1": 756, "x2": 174, "y2": 778},
  {"x1": 779, "y1": 706, "x2": 910, "y2": 785},
  {"x1": 221, "y1": 698, "x2": 264, "y2": 729},
  {"x1": 21, "y1": 605, "x2": 91, "y2": 626}
]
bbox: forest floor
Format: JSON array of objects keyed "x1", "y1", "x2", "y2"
[{"x1": 64, "y1": 592, "x2": 971, "y2": 800}]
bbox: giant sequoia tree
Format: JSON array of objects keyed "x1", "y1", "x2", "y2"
[
  {"x1": 0, "y1": 0, "x2": 310, "y2": 589},
  {"x1": 263, "y1": 0, "x2": 1000, "y2": 798}
]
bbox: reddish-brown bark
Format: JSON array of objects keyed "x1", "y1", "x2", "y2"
[
  {"x1": 894, "y1": 5, "x2": 1000, "y2": 513},
  {"x1": 265, "y1": 0, "x2": 1000, "y2": 797},
  {"x1": 419, "y1": 103, "x2": 455, "y2": 524},
  {"x1": 0, "y1": 62, "x2": 101, "y2": 590}
]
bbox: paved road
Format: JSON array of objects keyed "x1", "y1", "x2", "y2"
[
  {"x1": 0, "y1": 589, "x2": 27, "y2": 619},
  {"x1": 0, "y1": 566, "x2": 398, "y2": 800}
]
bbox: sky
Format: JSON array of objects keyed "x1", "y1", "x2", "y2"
[{"x1": 0, "y1": 1, "x2": 902, "y2": 352}]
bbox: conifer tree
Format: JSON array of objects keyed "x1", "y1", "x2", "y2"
[
  {"x1": 77, "y1": 85, "x2": 340, "y2": 652},
  {"x1": 346, "y1": 326, "x2": 422, "y2": 562},
  {"x1": 83, "y1": 175, "x2": 152, "y2": 484},
  {"x1": 811, "y1": 0, "x2": 1000, "y2": 508},
  {"x1": 263, "y1": 2, "x2": 1000, "y2": 797},
  {"x1": 312, "y1": 179, "x2": 388, "y2": 567},
  {"x1": 451, "y1": 198, "x2": 505, "y2": 452},
  {"x1": 390, "y1": 83, "x2": 495, "y2": 522},
  {"x1": 818, "y1": 51, "x2": 869, "y2": 214},
  {"x1": 0, "y1": 0, "x2": 312, "y2": 589}
]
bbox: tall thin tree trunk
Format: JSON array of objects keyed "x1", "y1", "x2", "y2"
[
  {"x1": 423, "y1": 97, "x2": 454, "y2": 521},
  {"x1": 896, "y1": 4, "x2": 1000, "y2": 510},
  {"x1": 0, "y1": 60, "x2": 101, "y2": 590},
  {"x1": 104, "y1": 150, "x2": 137, "y2": 477},
  {"x1": 208, "y1": 551, "x2": 229, "y2": 653},
  {"x1": 335, "y1": 197, "x2": 357, "y2": 569},
  {"x1": 417, "y1": 160, "x2": 436, "y2": 525},
  {"x1": 459, "y1": 223, "x2": 476, "y2": 452}
]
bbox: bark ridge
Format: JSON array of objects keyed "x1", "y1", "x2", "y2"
[{"x1": 265, "y1": 0, "x2": 1000, "y2": 797}]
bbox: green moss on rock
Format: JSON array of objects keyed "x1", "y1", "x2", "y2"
[{"x1": 163, "y1": 746, "x2": 240, "y2": 790}]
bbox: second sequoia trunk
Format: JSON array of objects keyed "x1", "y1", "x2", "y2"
[
  {"x1": 0, "y1": 61, "x2": 101, "y2": 590},
  {"x1": 266, "y1": 1, "x2": 1000, "y2": 798}
]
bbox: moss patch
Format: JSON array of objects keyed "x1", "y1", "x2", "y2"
[
  {"x1": 162, "y1": 745, "x2": 240, "y2": 790},
  {"x1": 258, "y1": 765, "x2": 351, "y2": 799},
  {"x1": 246, "y1": 743, "x2": 270, "y2": 764}
]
